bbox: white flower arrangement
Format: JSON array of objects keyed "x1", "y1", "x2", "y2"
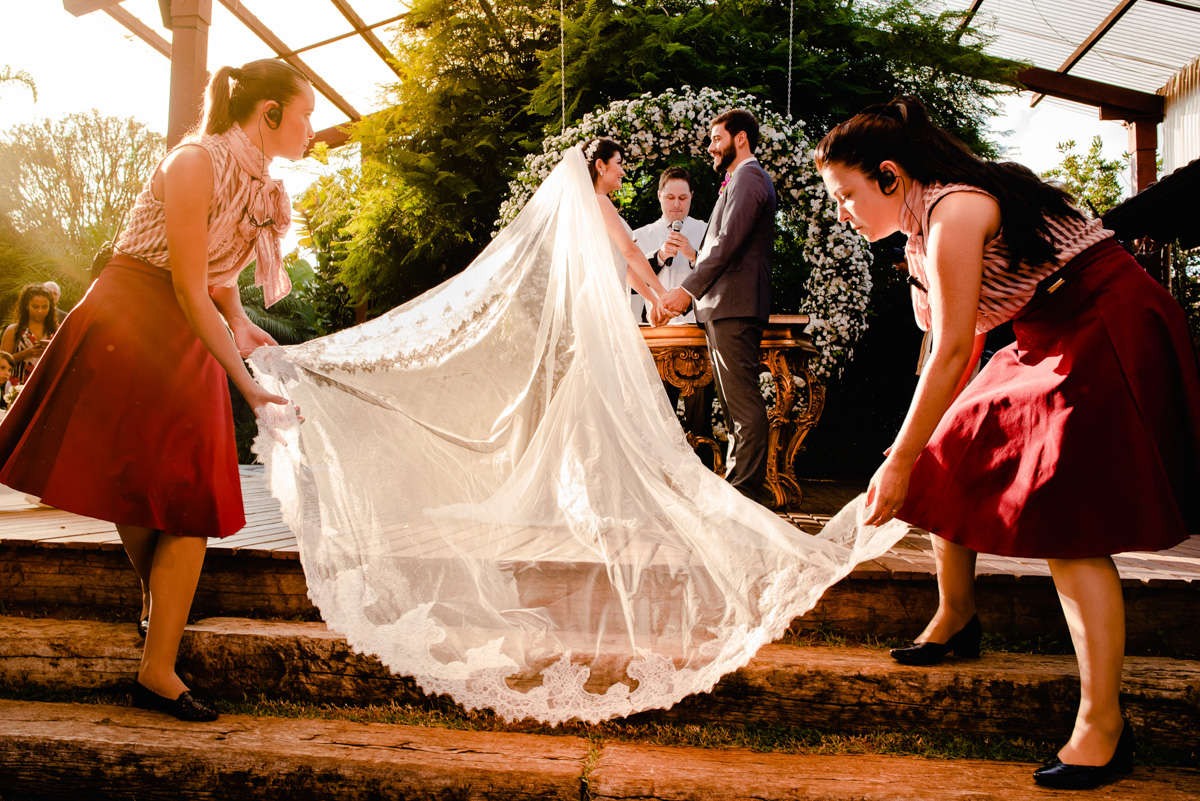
[{"x1": 497, "y1": 86, "x2": 872, "y2": 379}]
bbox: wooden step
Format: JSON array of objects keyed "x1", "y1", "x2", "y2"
[
  {"x1": 2, "y1": 616, "x2": 1196, "y2": 751},
  {"x1": 3, "y1": 538, "x2": 1198, "y2": 655},
  {"x1": 1, "y1": 699, "x2": 1197, "y2": 801}
]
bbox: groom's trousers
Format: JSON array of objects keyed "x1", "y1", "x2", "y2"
[{"x1": 703, "y1": 317, "x2": 768, "y2": 496}]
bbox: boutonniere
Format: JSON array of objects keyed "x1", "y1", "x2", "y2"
[{"x1": 719, "y1": 174, "x2": 730, "y2": 195}]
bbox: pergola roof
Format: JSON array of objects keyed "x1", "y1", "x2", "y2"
[
  {"x1": 934, "y1": 0, "x2": 1200, "y2": 98},
  {"x1": 65, "y1": 0, "x2": 408, "y2": 143}
]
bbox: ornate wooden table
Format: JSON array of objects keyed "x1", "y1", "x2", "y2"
[{"x1": 640, "y1": 314, "x2": 826, "y2": 509}]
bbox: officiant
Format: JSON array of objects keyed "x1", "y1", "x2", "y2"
[{"x1": 632, "y1": 167, "x2": 715, "y2": 464}]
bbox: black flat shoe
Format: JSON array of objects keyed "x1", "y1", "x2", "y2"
[
  {"x1": 1033, "y1": 720, "x2": 1135, "y2": 790},
  {"x1": 890, "y1": 614, "x2": 981, "y2": 666},
  {"x1": 137, "y1": 617, "x2": 149, "y2": 639},
  {"x1": 131, "y1": 682, "x2": 218, "y2": 722}
]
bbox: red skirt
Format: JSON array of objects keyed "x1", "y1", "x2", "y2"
[
  {"x1": 0, "y1": 255, "x2": 244, "y2": 538},
  {"x1": 899, "y1": 238, "x2": 1200, "y2": 558}
]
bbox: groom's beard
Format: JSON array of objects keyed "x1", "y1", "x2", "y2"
[{"x1": 713, "y1": 142, "x2": 736, "y2": 174}]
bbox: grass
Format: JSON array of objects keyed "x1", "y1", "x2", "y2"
[{"x1": 2, "y1": 682, "x2": 1195, "y2": 768}]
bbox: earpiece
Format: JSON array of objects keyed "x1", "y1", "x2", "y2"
[
  {"x1": 879, "y1": 170, "x2": 898, "y2": 195},
  {"x1": 264, "y1": 103, "x2": 282, "y2": 129}
]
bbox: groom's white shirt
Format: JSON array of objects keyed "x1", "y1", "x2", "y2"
[{"x1": 631, "y1": 214, "x2": 707, "y2": 324}]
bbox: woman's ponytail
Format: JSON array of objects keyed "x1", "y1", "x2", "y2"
[
  {"x1": 197, "y1": 59, "x2": 308, "y2": 137},
  {"x1": 202, "y1": 66, "x2": 238, "y2": 136}
]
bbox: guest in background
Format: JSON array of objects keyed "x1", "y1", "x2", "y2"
[
  {"x1": 0, "y1": 352, "x2": 14, "y2": 410},
  {"x1": 0, "y1": 284, "x2": 58, "y2": 385},
  {"x1": 42, "y1": 281, "x2": 67, "y2": 324}
]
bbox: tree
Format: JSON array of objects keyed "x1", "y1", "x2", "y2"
[
  {"x1": 1042, "y1": 136, "x2": 1125, "y2": 217},
  {"x1": 310, "y1": 0, "x2": 1018, "y2": 316},
  {"x1": 0, "y1": 110, "x2": 165, "y2": 310}
]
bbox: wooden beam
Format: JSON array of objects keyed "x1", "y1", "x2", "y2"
[
  {"x1": 328, "y1": 0, "x2": 404, "y2": 79},
  {"x1": 1016, "y1": 67, "x2": 1164, "y2": 120},
  {"x1": 954, "y1": 0, "x2": 986, "y2": 41},
  {"x1": 1147, "y1": 0, "x2": 1200, "y2": 12},
  {"x1": 165, "y1": 0, "x2": 211, "y2": 147},
  {"x1": 215, "y1": 0, "x2": 362, "y2": 121},
  {"x1": 104, "y1": 5, "x2": 171, "y2": 58},
  {"x1": 1128, "y1": 117, "x2": 1159, "y2": 192},
  {"x1": 280, "y1": 13, "x2": 407, "y2": 59},
  {"x1": 62, "y1": 0, "x2": 123, "y2": 15},
  {"x1": 309, "y1": 121, "x2": 354, "y2": 151},
  {"x1": 1031, "y1": 0, "x2": 1139, "y2": 107}
]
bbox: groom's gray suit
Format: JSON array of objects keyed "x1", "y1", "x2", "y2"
[{"x1": 681, "y1": 158, "x2": 776, "y2": 497}]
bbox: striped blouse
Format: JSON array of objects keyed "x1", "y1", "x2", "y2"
[
  {"x1": 901, "y1": 182, "x2": 1112, "y2": 334},
  {"x1": 114, "y1": 125, "x2": 293, "y2": 306}
]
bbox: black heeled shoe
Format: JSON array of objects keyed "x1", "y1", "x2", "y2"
[
  {"x1": 130, "y1": 682, "x2": 218, "y2": 722},
  {"x1": 137, "y1": 616, "x2": 149, "y2": 639},
  {"x1": 890, "y1": 614, "x2": 981, "y2": 666},
  {"x1": 1033, "y1": 720, "x2": 1135, "y2": 790}
]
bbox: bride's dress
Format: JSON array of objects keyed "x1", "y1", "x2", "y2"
[{"x1": 250, "y1": 146, "x2": 908, "y2": 724}]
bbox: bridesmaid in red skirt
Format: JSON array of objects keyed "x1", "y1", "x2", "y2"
[
  {"x1": 816, "y1": 98, "x2": 1200, "y2": 789},
  {"x1": 0, "y1": 59, "x2": 314, "y2": 721}
]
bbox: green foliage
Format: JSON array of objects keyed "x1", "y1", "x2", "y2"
[
  {"x1": 304, "y1": 0, "x2": 1017, "y2": 318},
  {"x1": 1042, "y1": 136, "x2": 1126, "y2": 216},
  {"x1": 0, "y1": 110, "x2": 164, "y2": 313},
  {"x1": 532, "y1": 0, "x2": 1015, "y2": 154}
]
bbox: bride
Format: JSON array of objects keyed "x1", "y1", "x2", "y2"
[
  {"x1": 584, "y1": 136, "x2": 669, "y2": 324},
  {"x1": 251, "y1": 142, "x2": 908, "y2": 724}
]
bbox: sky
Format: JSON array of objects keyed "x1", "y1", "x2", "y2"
[{"x1": 1, "y1": 0, "x2": 1136, "y2": 241}]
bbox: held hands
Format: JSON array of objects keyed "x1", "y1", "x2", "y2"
[
  {"x1": 229, "y1": 316, "x2": 279, "y2": 358},
  {"x1": 647, "y1": 298, "x2": 671, "y2": 327},
  {"x1": 660, "y1": 287, "x2": 692, "y2": 318},
  {"x1": 863, "y1": 450, "x2": 914, "y2": 527}
]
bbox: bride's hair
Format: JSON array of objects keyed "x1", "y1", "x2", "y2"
[
  {"x1": 815, "y1": 96, "x2": 1084, "y2": 269},
  {"x1": 582, "y1": 137, "x2": 623, "y2": 186}
]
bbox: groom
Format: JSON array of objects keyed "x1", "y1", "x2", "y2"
[{"x1": 660, "y1": 109, "x2": 776, "y2": 502}]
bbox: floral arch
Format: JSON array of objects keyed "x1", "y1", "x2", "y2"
[{"x1": 497, "y1": 86, "x2": 874, "y2": 379}]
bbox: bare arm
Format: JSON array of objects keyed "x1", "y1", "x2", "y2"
[
  {"x1": 865, "y1": 191, "x2": 999, "y2": 525},
  {"x1": 597, "y1": 195, "x2": 667, "y2": 304},
  {"x1": 210, "y1": 284, "x2": 279, "y2": 357},
  {"x1": 162, "y1": 147, "x2": 285, "y2": 412},
  {"x1": 1, "y1": 324, "x2": 45, "y2": 364}
]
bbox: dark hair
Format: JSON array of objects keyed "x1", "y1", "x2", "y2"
[
  {"x1": 200, "y1": 58, "x2": 310, "y2": 136},
  {"x1": 658, "y1": 166, "x2": 694, "y2": 193},
  {"x1": 12, "y1": 284, "x2": 57, "y2": 340},
  {"x1": 815, "y1": 96, "x2": 1085, "y2": 269},
  {"x1": 582, "y1": 137, "x2": 624, "y2": 186},
  {"x1": 711, "y1": 109, "x2": 760, "y2": 152},
  {"x1": 0, "y1": 351, "x2": 14, "y2": 370}
]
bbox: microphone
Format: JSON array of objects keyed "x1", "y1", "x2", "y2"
[{"x1": 663, "y1": 219, "x2": 684, "y2": 268}]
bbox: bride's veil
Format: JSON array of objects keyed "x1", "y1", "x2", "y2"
[{"x1": 250, "y1": 146, "x2": 908, "y2": 724}]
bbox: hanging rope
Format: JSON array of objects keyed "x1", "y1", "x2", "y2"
[
  {"x1": 560, "y1": 0, "x2": 567, "y2": 132},
  {"x1": 787, "y1": 0, "x2": 795, "y2": 119}
]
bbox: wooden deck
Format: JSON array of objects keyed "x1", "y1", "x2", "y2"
[{"x1": 2, "y1": 466, "x2": 1197, "y2": 586}]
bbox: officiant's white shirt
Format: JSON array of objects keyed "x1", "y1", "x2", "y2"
[{"x1": 631, "y1": 215, "x2": 707, "y2": 324}]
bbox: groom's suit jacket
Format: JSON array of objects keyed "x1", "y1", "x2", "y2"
[{"x1": 681, "y1": 159, "x2": 777, "y2": 324}]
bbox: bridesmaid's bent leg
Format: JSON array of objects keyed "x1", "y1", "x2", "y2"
[
  {"x1": 1047, "y1": 555, "x2": 1125, "y2": 766},
  {"x1": 138, "y1": 532, "x2": 208, "y2": 699},
  {"x1": 918, "y1": 534, "x2": 978, "y2": 643},
  {"x1": 117, "y1": 524, "x2": 158, "y2": 621}
]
